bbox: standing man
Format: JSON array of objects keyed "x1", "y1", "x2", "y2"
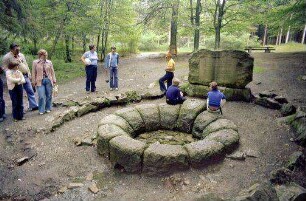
[
  {"x1": 81, "y1": 44, "x2": 99, "y2": 93},
  {"x1": 105, "y1": 46, "x2": 119, "y2": 91},
  {"x1": 2, "y1": 43, "x2": 38, "y2": 111}
]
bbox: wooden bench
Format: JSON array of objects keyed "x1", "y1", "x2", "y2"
[{"x1": 244, "y1": 46, "x2": 275, "y2": 53}]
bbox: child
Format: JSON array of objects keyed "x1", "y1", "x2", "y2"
[
  {"x1": 6, "y1": 62, "x2": 26, "y2": 121},
  {"x1": 207, "y1": 81, "x2": 226, "y2": 113},
  {"x1": 166, "y1": 78, "x2": 186, "y2": 105}
]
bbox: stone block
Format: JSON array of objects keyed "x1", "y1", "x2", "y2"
[
  {"x1": 205, "y1": 129, "x2": 239, "y2": 147},
  {"x1": 202, "y1": 119, "x2": 238, "y2": 138},
  {"x1": 115, "y1": 107, "x2": 145, "y2": 135},
  {"x1": 97, "y1": 124, "x2": 130, "y2": 155},
  {"x1": 159, "y1": 103, "x2": 181, "y2": 130},
  {"x1": 109, "y1": 136, "x2": 146, "y2": 173},
  {"x1": 176, "y1": 99, "x2": 206, "y2": 133},
  {"x1": 99, "y1": 114, "x2": 134, "y2": 136},
  {"x1": 136, "y1": 104, "x2": 160, "y2": 131},
  {"x1": 188, "y1": 49, "x2": 253, "y2": 88},
  {"x1": 184, "y1": 139, "x2": 224, "y2": 167},
  {"x1": 192, "y1": 111, "x2": 220, "y2": 138},
  {"x1": 143, "y1": 143, "x2": 189, "y2": 174}
]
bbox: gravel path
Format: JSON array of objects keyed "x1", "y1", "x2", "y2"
[{"x1": 0, "y1": 52, "x2": 305, "y2": 200}]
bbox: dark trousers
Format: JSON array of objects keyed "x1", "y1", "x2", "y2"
[
  {"x1": 0, "y1": 78, "x2": 5, "y2": 118},
  {"x1": 166, "y1": 97, "x2": 186, "y2": 105},
  {"x1": 9, "y1": 84, "x2": 24, "y2": 120},
  {"x1": 110, "y1": 67, "x2": 118, "y2": 88},
  {"x1": 85, "y1": 65, "x2": 97, "y2": 92},
  {"x1": 159, "y1": 71, "x2": 174, "y2": 92}
]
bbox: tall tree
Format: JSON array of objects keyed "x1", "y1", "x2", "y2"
[
  {"x1": 169, "y1": 0, "x2": 179, "y2": 55},
  {"x1": 193, "y1": 0, "x2": 201, "y2": 51}
]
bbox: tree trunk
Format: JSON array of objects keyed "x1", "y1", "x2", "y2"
[
  {"x1": 169, "y1": 0, "x2": 179, "y2": 56},
  {"x1": 71, "y1": 36, "x2": 75, "y2": 56},
  {"x1": 82, "y1": 33, "x2": 86, "y2": 53},
  {"x1": 65, "y1": 35, "x2": 72, "y2": 62},
  {"x1": 302, "y1": 24, "x2": 306, "y2": 44},
  {"x1": 190, "y1": 0, "x2": 194, "y2": 25},
  {"x1": 262, "y1": 24, "x2": 268, "y2": 46},
  {"x1": 285, "y1": 26, "x2": 290, "y2": 43},
  {"x1": 97, "y1": 34, "x2": 100, "y2": 54},
  {"x1": 214, "y1": 0, "x2": 225, "y2": 50},
  {"x1": 279, "y1": 28, "x2": 283, "y2": 45},
  {"x1": 101, "y1": 0, "x2": 112, "y2": 61},
  {"x1": 276, "y1": 32, "x2": 279, "y2": 45},
  {"x1": 49, "y1": 28, "x2": 62, "y2": 59},
  {"x1": 193, "y1": 0, "x2": 201, "y2": 52}
]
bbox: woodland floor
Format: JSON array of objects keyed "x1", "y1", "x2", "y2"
[{"x1": 0, "y1": 51, "x2": 306, "y2": 201}]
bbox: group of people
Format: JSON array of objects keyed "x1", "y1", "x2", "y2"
[
  {"x1": 160, "y1": 52, "x2": 226, "y2": 112},
  {"x1": 81, "y1": 45, "x2": 120, "y2": 93},
  {"x1": 0, "y1": 43, "x2": 226, "y2": 123},
  {"x1": 0, "y1": 43, "x2": 56, "y2": 122}
]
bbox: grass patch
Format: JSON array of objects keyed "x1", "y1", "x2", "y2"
[
  {"x1": 275, "y1": 42, "x2": 306, "y2": 52},
  {"x1": 253, "y1": 66, "x2": 265, "y2": 73}
]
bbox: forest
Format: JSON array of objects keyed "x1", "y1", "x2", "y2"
[{"x1": 0, "y1": 0, "x2": 305, "y2": 63}]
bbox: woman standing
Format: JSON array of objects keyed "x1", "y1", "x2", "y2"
[
  {"x1": 32, "y1": 49, "x2": 56, "y2": 115},
  {"x1": 6, "y1": 62, "x2": 26, "y2": 121},
  {"x1": 159, "y1": 52, "x2": 175, "y2": 93},
  {"x1": 81, "y1": 44, "x2": 99, "y2": 93}
]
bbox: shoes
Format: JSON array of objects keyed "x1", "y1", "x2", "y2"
[
  {"x1": 28, "y1": 107, "x2": 39, "y2": 111},
  {"x1": 92, "y1": 90, "x2": 98, "y2": 93},
  {"x1": 115, "y1": 88, "x2": 118, "y2": 91},
  {"x1": 22, "y1": 117, "x2": 26, "y2": 120},
  {"x1": 110, "y1": 88, "x2": 113, "y2": 91},
  {"x1": 86, "y1": 91, "x2": 90, "y2": 94},
  {"x1": 46, "y1": 110, "x2": 51, "y2": 113},
  {"x1": 39, "y1": 112, "x2": 44, "y2": 115}
]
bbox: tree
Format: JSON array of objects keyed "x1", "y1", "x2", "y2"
[{"x1": 169, "y1": 0, "x2": 179, "y2": 55}]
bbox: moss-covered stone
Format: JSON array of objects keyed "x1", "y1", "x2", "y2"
[
  {"x1": 136, "y1": 104, "x2": 160, "y2": 131},
  {"x1": 176, "y1": 99, "x2": 206, "y2": 133},
  {"x1": 143, "y1": 143, "x2": 189, "y2": 174},
  {"x1": 109, "y1": 136, "x2": 146, "y2": 173},
  {"x1": 115, "y1": 107, "x2": 145, "y2": 135},
  {"x1": 184, "y1": 139, "x2": 224, "y2": 167},
  {"x1": 99, "y1": 114, "x2": 134, "y2": 136},
  {"x1": 158, "y1": 103, "x2": 181, "y2": 130},
  {"x1": 202, "y1": 119, "x2": 238, "y2": 138},
  {"x1": 97, "y1": 124, "x2": 130, "y2": 155},
  {"x1": 192, "y1": 111, "x2": 220, "y2": 138},
  {"x1": 205, "y1": 129, "x2": 239, "y2": 147},
  {"x1": 77, "y1": 104, "x2": 98, "y2": 117}
]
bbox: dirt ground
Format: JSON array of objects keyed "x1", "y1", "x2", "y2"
[{"x1": 0, "y1": 51, "x2": 305, "y2": 201}]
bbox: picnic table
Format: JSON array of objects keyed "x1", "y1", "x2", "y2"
[{"x1": 244, "y1": 46, "x2": 275, "y2": 53}]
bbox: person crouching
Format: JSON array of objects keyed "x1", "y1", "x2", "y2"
[
  {"x1": 207, "y1": 81, "x2": 226, "y2": 113},
  {"x1": 6, "y1": 62, "x2": 26, "y2": 121},
  {"x1": 166, "y1": 78, "x2": 186, "y2": 105}
]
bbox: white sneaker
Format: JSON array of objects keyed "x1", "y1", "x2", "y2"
[
  {"x1": 115, "y1": 88, "x2": 119, "y2": 91},
  {"x1": 39, "y1": 112, "x2": 44, "y2": 115},
  {"x1": 46, "y1": 110, "x2": 51, "y2": 113},
  {"x1": 110, "y1": 88, "x2": 113, "y2": 91}
]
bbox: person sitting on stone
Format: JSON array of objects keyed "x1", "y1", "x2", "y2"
[
  {"x1": 166, "y1": 78, "x2": 186, "y2": 105},
  {"x1": 207, "y1": 81, "x2": 226, "y2": 113}
]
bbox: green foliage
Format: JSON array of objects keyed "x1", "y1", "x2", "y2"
[
  {"x1": 253, "y1": 66, "x2": 266, "y2": 73},
  {"x1": 275, "y1": 42, "x2": 306, "y2": 52},
  {"x1": 139, "y1": 31, "x2": 168, "y2": 51}
]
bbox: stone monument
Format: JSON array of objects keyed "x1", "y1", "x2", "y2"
[{"x1": 181, "y1": 49, "x2": 254, "y2": 101}]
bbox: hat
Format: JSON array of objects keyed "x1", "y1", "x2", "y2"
[
  {"x1": 172, "y1": 77, "x2": 180, "y2": 86},
  {"x1": 10, "y1": 43, "x2": 19, "y2": 50}
]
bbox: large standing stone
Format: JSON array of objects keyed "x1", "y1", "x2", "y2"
[
  {"x1": 99, "y1": 114, "x2": 134, "y2": 136},
  {"x1": 143, "y1": 143, "x2": 189, "y2": 174},
  {"x1": 115, "y1": 107, "x2": 145, "y2": 135},
  {"x1": 136, "y1": 104, "x2": 160, "y2": 131},
  {"x1": 97, "y1": 124, "x2": 130, "y2": 155},
  {"x1": 188, "y1": 50, "x2": 254, "y2": 88},
  {"x1": 109, "y1": 135, "x2": 146, "y2": 173},
  {"x1": 184, "y1": 139, "x2": 224, "y2": 167},
  {"x1": 192, "y1": 111, "x2": 220, "y2": 138},
  {"x1": 202, "y1": 119, "x2": 238, "y2": 138},
  {"x1": 176, "y1": 99, "x2": 206, "y2": 133},
  {"x1": 159, "y1": 103, "x2": 181, "y2": 130}
]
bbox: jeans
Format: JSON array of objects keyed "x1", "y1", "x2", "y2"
[
  {"x1": 9, "y1": 84, "x2": 24, "y2": 120},
  {"x1": 110, "y1": 67, "x2": 118, "y2": 88},
  {"x1": 23, "y1": 75, "x2": 38, "y2": 109},
  {"x1": 37, "y1": 78, "x2": 53, "y2": 113},
  {"x1": 159, "y1": 71, "x2": 174, "y2": 92},
  {"x1": 0, "y1": 78, "x2": 5, "y2": 118},
  {"x1": 85, "y1": 65, "x2": 97, "y2": 92}
]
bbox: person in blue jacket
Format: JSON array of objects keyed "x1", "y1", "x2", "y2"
[
  {"x1": 105, "y1": 47, "x2": 119, "y2": 91},
  {"x1": 166, "y1": 78, "x2": 186, "y2": 105},
  {"x1": 207, "y1": 81, "x2": 226, "y2": 112}
]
